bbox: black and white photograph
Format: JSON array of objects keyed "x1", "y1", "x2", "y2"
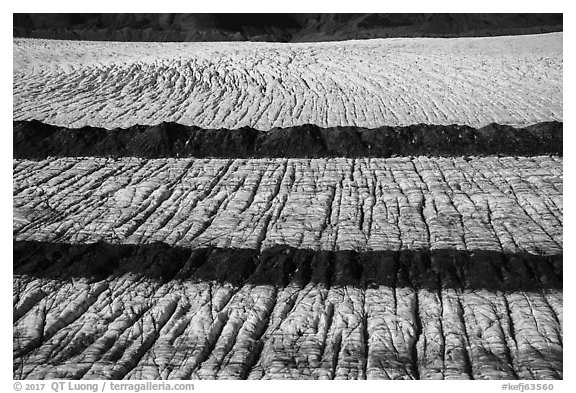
[{"x1": 9, "y1": 4, "x2": 566, "y2": 387}]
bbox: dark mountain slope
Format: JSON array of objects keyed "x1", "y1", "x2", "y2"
[{"x1": 14, "y1": 13, "x2": 562, "y2": 42}]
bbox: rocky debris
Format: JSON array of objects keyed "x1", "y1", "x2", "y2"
[
  {"x1": 13, "y1": 14, "x2": 562, "y2": 43},
  {"x1": 13, "y1": 33, "x2": 563, "y2": 130},
  {"x1": 13, "y1": 156, "x2": 563, "y2": 255},
  {"x1": 13, "y1": 242, "x2": 562, "y2": 379},
  {"x1": 13, "y1": 121, "x2": 563, "y2": 160},
  {"x1": 14, "y1": 242, "x2": 563, "y2": 290}
]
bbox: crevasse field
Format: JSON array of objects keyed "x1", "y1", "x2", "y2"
[
  {"x1": 13, "y1": 33, "x2": 562, "y2": 130},
  {"x1": 13, "y1": 32, "x2": 563, "y2": 381}
]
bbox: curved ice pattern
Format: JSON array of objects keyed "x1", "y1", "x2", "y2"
[{"x1": 13, "y1": 33, "x2": 562, "y2": 130}]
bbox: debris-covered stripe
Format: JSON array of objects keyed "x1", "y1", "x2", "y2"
[{"x1": 13, "y1": 244, "x2": 562, "y2": 380}]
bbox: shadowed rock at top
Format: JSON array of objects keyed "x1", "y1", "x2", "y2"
[{"x1": 13, "y1": 14, "x2": 562, "y2": 42}]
